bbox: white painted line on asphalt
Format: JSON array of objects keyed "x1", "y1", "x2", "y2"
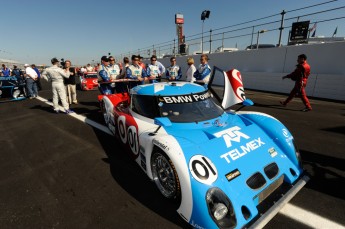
[
  {"x1": 35, "y1": 96, "x2": 344, "y2": 228},
  {"x1": 70, "y1": 112, "x2": 113, "y2": 135},
  {"x1": 35, "y1": 96, "x2": 113, "y2": 135},
  {"x1": 280, "y1": 203, "x2": 345, "y2": 229}
]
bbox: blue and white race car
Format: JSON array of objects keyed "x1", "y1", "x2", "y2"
[
  {"x1": 99, "y1": 67, "x2": 309, "y2": 229},
  {"x1": 0, "y1": 76, "x2": 26, "y2": 103}
]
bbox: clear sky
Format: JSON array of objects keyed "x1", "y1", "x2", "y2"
[{"x1": 0, "y1": 0, "x2": 343, "y2": 66}]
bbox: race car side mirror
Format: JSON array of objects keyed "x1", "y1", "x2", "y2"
[
  {"x1": 150, "y1": 117, "x2": 172, "y2": 136},
  {"x1": 154, "y1": 117, "x2": 172, "y2": 127},
  {"x1": 235, "y1": 99, "x2": 254, "y2": 112},
  {"x1": 243, "y1": 99, "x2": 254, "y2": 106}
]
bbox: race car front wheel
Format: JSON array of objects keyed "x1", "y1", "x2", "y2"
[
  {"x1": 101, "y1": 101, "x2": 115, "y2": 135},
  {"x1": 151, "y1": 149, "x2": 181, "y2": 199}
]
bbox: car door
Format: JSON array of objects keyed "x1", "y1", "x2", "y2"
[{"x1": 207, "y1": 66, "x2": 247, "y2": 110}]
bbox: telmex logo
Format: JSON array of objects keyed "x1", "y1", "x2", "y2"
[
  {"x1": 216, "y1": 126, "x2": 265, "y2": 163},
  {"x1": 213, "y1": 126, "x2": 250, "y2": 148}
]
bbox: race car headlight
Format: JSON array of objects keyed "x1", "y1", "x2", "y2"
[
  {"x1": 206, "y1": 187, "x2": 236, "y2": 229},
  {"x1": 213, "y1": 203, "x2": 228, "y2": 220},
  {"x1": 82, "y1": 79, "x2": 87, "y2": 84}
]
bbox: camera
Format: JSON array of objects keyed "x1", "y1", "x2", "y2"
[{"x1": 60, "y1": 58, "x2": 66, "y2": 69}]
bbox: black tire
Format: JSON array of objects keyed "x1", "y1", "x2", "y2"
[
  {"x1": 22, "y1": 86, "x2": 28, "y2": 98},
  {"x1": 151, "y1": 148, "x2": 181, "y2": 199},
  {"x1": 102, "y1": 101, "x2": 115, "y2": 135}
]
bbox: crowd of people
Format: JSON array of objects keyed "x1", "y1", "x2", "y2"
[
  {"x1": 1, "y1": 63, "x2": 42, "y2": 99},
  {"x1": 96, "y1": 53, "x2": 212, "y2": 95},
  {"x1": 0, "y1": 54, "x2": 211, "y2": 113},
  {"x1": 1, "y1": 52, "x2": 312, "y2": 112}
]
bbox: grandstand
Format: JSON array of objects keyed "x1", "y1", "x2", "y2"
[{"x1": 0, "y1": 58, "x2": 23, "y2": 68}]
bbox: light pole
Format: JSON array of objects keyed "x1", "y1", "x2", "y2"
[
  {"x1": 201, "y1": 10, "x2": 210, "y2": 54},
  {"x1": 256, "y1": 30, "x2": 268, "y2": 49}
]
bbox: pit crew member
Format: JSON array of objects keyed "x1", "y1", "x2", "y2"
[
  {"x1": 281, "y1": 54, "x2": 312, "y2": 112},
  {"x1": 126, "y1": 55, "x2": 147, "y2": 88},
  {"x1": 193, "y1": 54, "x2": 211, "y2": 85},
  {"x1": 97, "y1": 56, "x2": 114, "y2": 95},
  {"x1": 165, "y1": 57, "x2": 182, "y2": 81},
  {"x1": 146, "y1": 55, "x2": 162, "y2": 83}
]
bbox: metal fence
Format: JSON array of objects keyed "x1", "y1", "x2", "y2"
[{"x1": 116, "y1": 0, "x2": 345, "y2": 60}]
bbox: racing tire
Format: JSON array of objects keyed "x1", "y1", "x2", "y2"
[
  {"x1": 151, "y1": 149, "x2": 181, "y2": 200},
  {"x1": 22, "y1": 87, "x2": 28, "y2": 98}
]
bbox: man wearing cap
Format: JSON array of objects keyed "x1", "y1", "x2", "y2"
[
  {"x1": 41, "y1": 58, "x2": 72, "y2": 114},
  {"x1": 24, "y1": 64, "x2": 38, "y2": 99},
  {"x1": 97, "y1": 56, "x2": 114, "y2": 94}
]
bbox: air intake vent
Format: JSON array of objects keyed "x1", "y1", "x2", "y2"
[
  {"x1": 264, "y1": 163, "x2": 279, "y2": 180},
  {"x1": 246, "y1": 172, "x2": 266, "y2": 190}
]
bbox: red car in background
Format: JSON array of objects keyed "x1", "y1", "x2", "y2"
[{"x1": 80, "y1": 72, "x2": 98, "y2": 91}]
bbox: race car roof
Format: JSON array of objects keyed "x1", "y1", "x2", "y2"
[{"x1": 131, "y1": 82, "x2": 206, "y2": 96}]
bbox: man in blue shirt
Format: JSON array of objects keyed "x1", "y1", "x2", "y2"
[
  {"x1": 166, "y1": 57, "x2": 182, "y2": 81},
  {"x1": 126, "y1": 55, "x2": 147, "y2": 88},
  {"x1": 193, "y1": 54, "x2": 212, "y2": 86},
  {"x1": 97, "y1": 56, "x2": 113, "y2": 95},
  {"x1": 31, "y1": 64, "x2": 42, "y2": 90},
  {"x1": 1, "y1": 64, "x2": 11, "y2": 76}
]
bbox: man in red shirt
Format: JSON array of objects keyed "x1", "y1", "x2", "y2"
[
  {"x1": 138, "y1": 55, "x2": 146, "y2": 70},
  {"x1": 281, "y1": 54, "x2": 312, "y2": 112}
]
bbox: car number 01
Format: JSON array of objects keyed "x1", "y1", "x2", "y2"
[
  {"x1": 118, "y1": 116, "x2": 139, "y2": 156},
  {"x1": 128, "y1": 126, "x2": 139, "y2": 155},
  {"x1": 189, "y1": 155, "x2": 218, "y2": 185},
  {"x1": 118, "y1": 116, "x2": 127, "y2": 143}
]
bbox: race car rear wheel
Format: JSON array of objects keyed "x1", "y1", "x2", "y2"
[{"x1": 151, "y1": 149, "x2": 181, "y2": 199}]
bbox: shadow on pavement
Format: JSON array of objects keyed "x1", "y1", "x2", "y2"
[
  {"x1": 321, "y1": 126, "x2": 345, "y2": 135},
  {"x1": 301, "y1": 149, "x2": 345, "y2": 200},
  {"x1": 91, "y1": 128, "x2": 190, "y2": 228},
  {"x1": 252, "y1": 102, "x2": 301, "y2": 111}
]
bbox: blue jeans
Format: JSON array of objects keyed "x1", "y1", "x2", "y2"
[{"x1": 26, "y1": 78, "x2": 38, "y2": 97}]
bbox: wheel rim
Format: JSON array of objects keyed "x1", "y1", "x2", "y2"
[
  {"x1": 152, "y1": 153, "x2": 177, "y2": 198},
  {"x1": 102, "y1": 102, "x2": 110, "y2": 124}
]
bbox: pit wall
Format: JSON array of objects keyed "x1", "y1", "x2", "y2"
[{"x1": 155, "y1": 42, "x2": 345, "y2": 101}]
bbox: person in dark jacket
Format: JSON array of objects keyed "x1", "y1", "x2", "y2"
[
  {"x1": 64, "y1": 60, "x2": 78, "y2": 104},
  {"x1": 281, "y1": 54, "x2": 312, "y2": 112},
  {"x1": 11, "y1": 65, "x2": 24, "y2": 82}
]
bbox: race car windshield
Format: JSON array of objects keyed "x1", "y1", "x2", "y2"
[
  {"x1": 131, "y1": 94, "x2": 160, "y2": 119},
  {"x1": 84, "y1": 74, "x2": 98, "y2": 79},
  {"x1": 158, "y1": 93, "x2": 224, "y2": 123}
]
